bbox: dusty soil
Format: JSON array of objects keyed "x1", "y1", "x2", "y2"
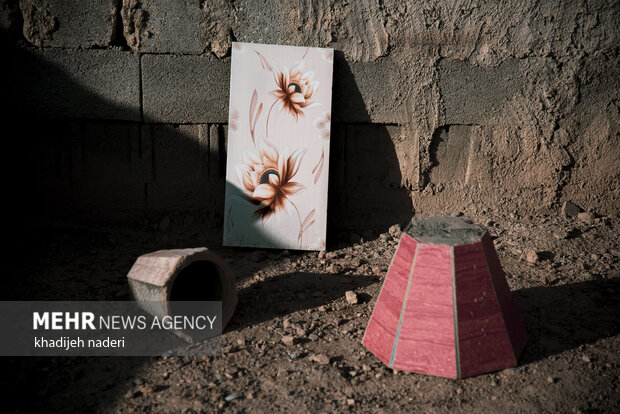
[{"x1": 4, "y1": 210, "x2": 620, "y2": 413}]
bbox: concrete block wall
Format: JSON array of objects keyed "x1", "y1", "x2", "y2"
[{"x1": 2, "y1": 0, "x2": 619, "y2": 231}]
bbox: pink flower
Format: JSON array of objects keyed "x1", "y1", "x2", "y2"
[
  {"x1": 313, "y1": 112, "x2": 331, "y2": 141},
  {"x1": 271, "y1": 61, "x2": 319, "y2": 120},
  {"x1": 235, "y1": 139, "x2": 306, "y2": 224}
]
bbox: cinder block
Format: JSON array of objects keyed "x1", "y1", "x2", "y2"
[
  {"x1": 439, "y1": 59, "x2": 523, "y2": 125},
  {"x1": 333, "y1": 55, "x2": 406, "y2": 124},
  {"x1": 0, "y1": 0, "x2": 22, "y2": 40},
  {"x1": 70, "y1": 121, "x2": 148, "y2": 215},
  {"x1": 145, "y1": 123, "x2": 211, "y2": 211},
  {"x1": 142, "y1": 54, "x2": 230, "y2": 123},
  {"x1": 121, "y1": 0, "x2": 204, "y2": 53},
  {"x1": 9, "y1": 47, "x2": 141, "y2": 121},
  {"x1": 327, "y1": 124, "x2": 413, "y2": 231},
  {"x1": 20, "y1": 0, "x2": 119, "y2": 48},
  {"x1": 428, "y1": 124, "x2": 487, "y2": 185},
  {"x1": 231, "y1": 0, "x2": 286, "y2": 45}
]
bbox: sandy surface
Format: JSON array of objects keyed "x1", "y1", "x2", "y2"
[{"x1": 5, "y1": 211, "x2": 619, "y2": 413}]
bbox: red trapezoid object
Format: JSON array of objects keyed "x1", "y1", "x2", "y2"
[{"x1": 362, "y1": 217, "x2": 527, "y2": 379}]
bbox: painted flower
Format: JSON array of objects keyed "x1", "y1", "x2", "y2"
[
  {"x1": 235, "y1": 138, "x2": 306, "y2": 225},
  {"x1": 232, "y1": 42, "x2": 246, "y2": 54},
  {"x1": 271, "y1": 62, "x2": 319, "y2": 120},
  {"x1": 313, "y1": 112, "x2": 331, "y2": 141},
  {"x1": 229, "y1": 108, "x2": 240, "y2": 133},
  {"x1": 321, "y1": 49, "x2": 334, "y2": 63}
]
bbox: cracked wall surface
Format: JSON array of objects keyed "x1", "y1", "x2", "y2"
[{"x1": 3, "y1": 0, "x2": 619, "y2": 230}]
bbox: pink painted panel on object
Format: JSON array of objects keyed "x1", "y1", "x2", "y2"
[
  {"x1": 363, "y1": 235, "x2": 418, "y2": 365},
  {"x1": 454, "y1": 242, "x2": 517, "y2": 377},
  {"x1": 482, "y1": 233, "x2": 527, "y2": 358},
  {"x1": 392, "y1": 244, "x2": 456, "y2": 378}
]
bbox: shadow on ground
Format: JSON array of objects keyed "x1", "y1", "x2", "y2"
[
  {"x1": 229, "y1": 271, "x2": 378, "y2": 331},
  {"x1": 515, "y1": 278, "x2": 619, "y2": 364}
]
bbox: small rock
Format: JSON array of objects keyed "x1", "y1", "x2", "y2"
[
  {"x1": 327, "y1": 263, "x2": 343, "y2": 273},
  {"x1": 348, "y1": 258, "x2": 362, "y2": 268},
  {"x1": 309, "y1": 353, "x2": 331, "y2": 364},
  {"x1": 325, "y1": 252, "x2": 338, "y2": 260},
  {"x1": 582, "y1": 355, "x2": 591, "y2": 363},
  {"x1": 282, "y1": 318, "x2": 291, "y2": 329},
  {"x1": 295, "y1": 326, "x2": 306, "y2": 336},
  {"x1": 281, "y1": 335, "x2": 297, "y2": 346},
  {"x1": 553, "y1": 230, "x2": 568, "y2": 239},
  {"x1": 524, "y1": 248, "x2": 541, "y2": 263},
  {"x1": 562, "y1": 201, "x2": 581, "y2": 218},
  {"x1": 335, "y1": 318, "x2": 348, "y2": 326},
  {"x1": 347, "y1": 398, "x2": 355, "y2": 405},
  {"x1": 345, "y1": 290, "x2": 359, "y2": 304},
  {"x1": 379, "y1": 233, "x2": 391, "y2": 242},
  {"x1": 388, "y1": 224, "x2": 402, "y2": 238},
  {"x1": 227, "y1": 366, "x2": 238, "y2": 375},
  {"x1": 451, "y1": 212, "x2": 464, "y2": 217},
  {"x1": 318, "y1": 251, "x2": 326, "y2": 259},
  {"x1": 547, "y1": 376, "x2": 555, "y2": 383},
  {"x1": 577, "y1": 211, "x2": 595, "y2": 223},
  {"x1": 125, "y1": 389, "x2": 140, "y2": 399},
  {"x1": 224, "y1": 394, "x2": 243, "y2": 402}
]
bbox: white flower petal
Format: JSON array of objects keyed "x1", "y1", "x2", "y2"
[
  {"x1": 260, "y1": 138, "x2": 279, "y2": 163},
  {"x1": 285, "y1": 182, "x2": 305, "y2": 195},
  {"x1": 253, "y1": 184, "x2": 276, "y2": 201},
  {"x1": 268, "y1": 173, "x2": 280, "y2": 186},
  {"x1": 243, "y1": 150, "x2": 261, "y2": 166},
  {"x1": 289, "y1": 148, "x2": 307, "y2": 177},
  {"x1": 290, "y1": 93, "x2": 306, "y2": 103}
]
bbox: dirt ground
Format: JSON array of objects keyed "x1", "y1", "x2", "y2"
[{"x1": 4, "y1": 209, "x2": 620, "y2": 413}]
